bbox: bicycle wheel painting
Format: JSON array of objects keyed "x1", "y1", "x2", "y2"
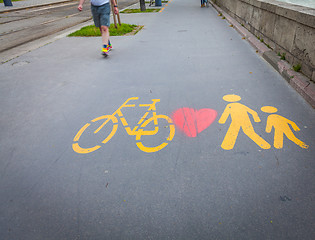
[
  {"x1": 73, "y1": 115, "x2": 118, "y2": 154},
  {"x1": 136, "y1": 115, "x2": 175, "y2": 153}
]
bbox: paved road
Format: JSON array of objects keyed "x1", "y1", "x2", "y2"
[
  {"x1": 0, "y1": 0, "x2": 74, "y2": 10},
  {"x1": 0, "y1": 0, "x2": 314, "y2": 239},
  {"x1": 0, "y1": 0, "x2": 138, "y2": 56}
]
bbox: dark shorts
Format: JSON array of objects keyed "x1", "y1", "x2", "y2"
[{"x1": 91, "y1": 3, "x2": 110, "y2": 27}]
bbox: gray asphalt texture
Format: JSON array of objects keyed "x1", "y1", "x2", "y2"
[
  {"x1": 0, "y1": 0, "x2": 314, "y2": 239},
  {"x1": 0, "y1": 0, "x2": 74, "y2": 11}
]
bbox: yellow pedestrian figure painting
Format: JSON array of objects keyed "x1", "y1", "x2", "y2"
[
  {"x1": 261, "y1": 106, "x2": 309, "y2": 149},
  {"x1": 219, "y1": 95, "x2": 271, "y2": 150}
]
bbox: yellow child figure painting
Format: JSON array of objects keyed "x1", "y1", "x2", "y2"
[
  {"x1": 261, "y1": 106, "x2": 309, "y2": 149},
  {"x1": 219, "y1": 95, "x2": 271, "y2": 150}
]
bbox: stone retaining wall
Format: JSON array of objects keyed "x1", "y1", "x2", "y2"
[{"x1": 214, "y1": 0, "x2": 315, "y2": 81}]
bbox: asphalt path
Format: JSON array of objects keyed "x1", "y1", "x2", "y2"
[
  {"x1": 0, "y1": 0, "x2": 138, "y2": 54},
  {"x1": 0, "y1": 0, "x2": 314, "y2": 239}
]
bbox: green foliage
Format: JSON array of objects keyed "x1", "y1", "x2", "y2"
[
  {"x1": 68, "y1": 23, "x2": 138, "y2": 37},
  {"x1": 110, "y1": 23, "x2": 138, "y2": 36},
  {"x1": 280, "y1": 53, "x2": 286, "y2": 60},
  {"x1": 145, "y1": 1, "x2": 168, "y2": 2},
  {"x1": 293, "y1": 63, "x2": 301, "y2": 72},
  {"x1": 120, "y1": 8, "x2": 160, "y2": 13},
  {"x1": 68, "y1": 26, "x2": 100, "y2": 37}
]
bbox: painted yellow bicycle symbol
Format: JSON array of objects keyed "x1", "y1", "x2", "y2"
[{"x1": 72, "y1": 97, "x2": 175, "y2": 154}]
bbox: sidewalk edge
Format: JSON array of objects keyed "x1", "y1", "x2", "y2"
[{"x1": 210, "y1": 1, "x2": 315, "y2": 108}]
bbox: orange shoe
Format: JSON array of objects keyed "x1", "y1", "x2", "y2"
[{"x1": 102, "y1": 45, "x2": 109, "y2": 57}]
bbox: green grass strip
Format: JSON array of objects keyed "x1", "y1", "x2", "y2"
[
  {"x1": 68, "y1": 23, "x2": 138, "y2": 37},
  {"x1": 162, "y1": 0, "x2": 169, "y2": 2},
  {"x1": 145, "y1": 1, "x2": 169, "y2": 3},
  {"x1": 120, "y1": 8, "x2": 160, "y2": 14}
]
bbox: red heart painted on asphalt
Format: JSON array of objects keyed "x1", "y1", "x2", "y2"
[{"x1": 172, "y1": 108, "x2": 217, "y2": 137}]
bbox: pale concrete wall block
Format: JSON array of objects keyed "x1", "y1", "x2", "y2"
[
  {"x1": 236, "y1": 1, "x2": 253, "y2": 22},
  {"x1": 275, "y1": 6, "x2": 299, "y2": 22},
  {"x1": 259, "y1": 11, "x2": 276, "y2": 39},
  {"x1": 285, "y1": 52, "x2": 295, "y2": 66},
  {"x1": 293, "y1": 26, "x2": 315, "y2": 68},
  {"x1": 251, "y1": 7, "x2": 262, "y2": 30},
  {"x1": 243, "y1": 0, "x2": 261, "y2": 8},
  {"x1": 223, "y1": 0, "x2": 236, "y2": 11},
  {"x1": 273, "y1": 16, "x2": 296, "y2": 52},
  {"x1": 296, "y1": 10, "x2": 315, "y2": 29},
  {"x1": 300, "y1": 64, "x2": 313, "y2": 79},
  {"x1": 260, "y1": 1, "x2": 276, "y2": 13},
  {"x1": 215, "y1": 0, "x2": 315, "y2": 80}
]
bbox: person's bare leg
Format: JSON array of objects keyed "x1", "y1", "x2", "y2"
[{"x1": 100, "y1": 25, "x2": 109, "y2": 45}]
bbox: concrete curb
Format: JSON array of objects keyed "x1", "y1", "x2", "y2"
[
  {"x1": 0, "y1": 0, "x2": 75, "y2": 13},
  {"x1": 210, "y1": 1, "x2": 315, "y2": 108}
]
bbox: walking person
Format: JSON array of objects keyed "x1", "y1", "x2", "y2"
[
  {"x1": 261, "y1": 106, "x2": 309, "y2": 149},
  {"x1": 78, "y1": 0, "x2": 119, "y2": 57},
  {"x1": 218, "y1": 94, "x2": 271, "y2": 150},
  {"x1": 200, "y1": 0, "x2": 207, "y2": 8}
]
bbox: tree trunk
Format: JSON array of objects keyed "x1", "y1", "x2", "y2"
[{"x1": 140, "y1": 0, "x2": 146, "y2": 11}]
